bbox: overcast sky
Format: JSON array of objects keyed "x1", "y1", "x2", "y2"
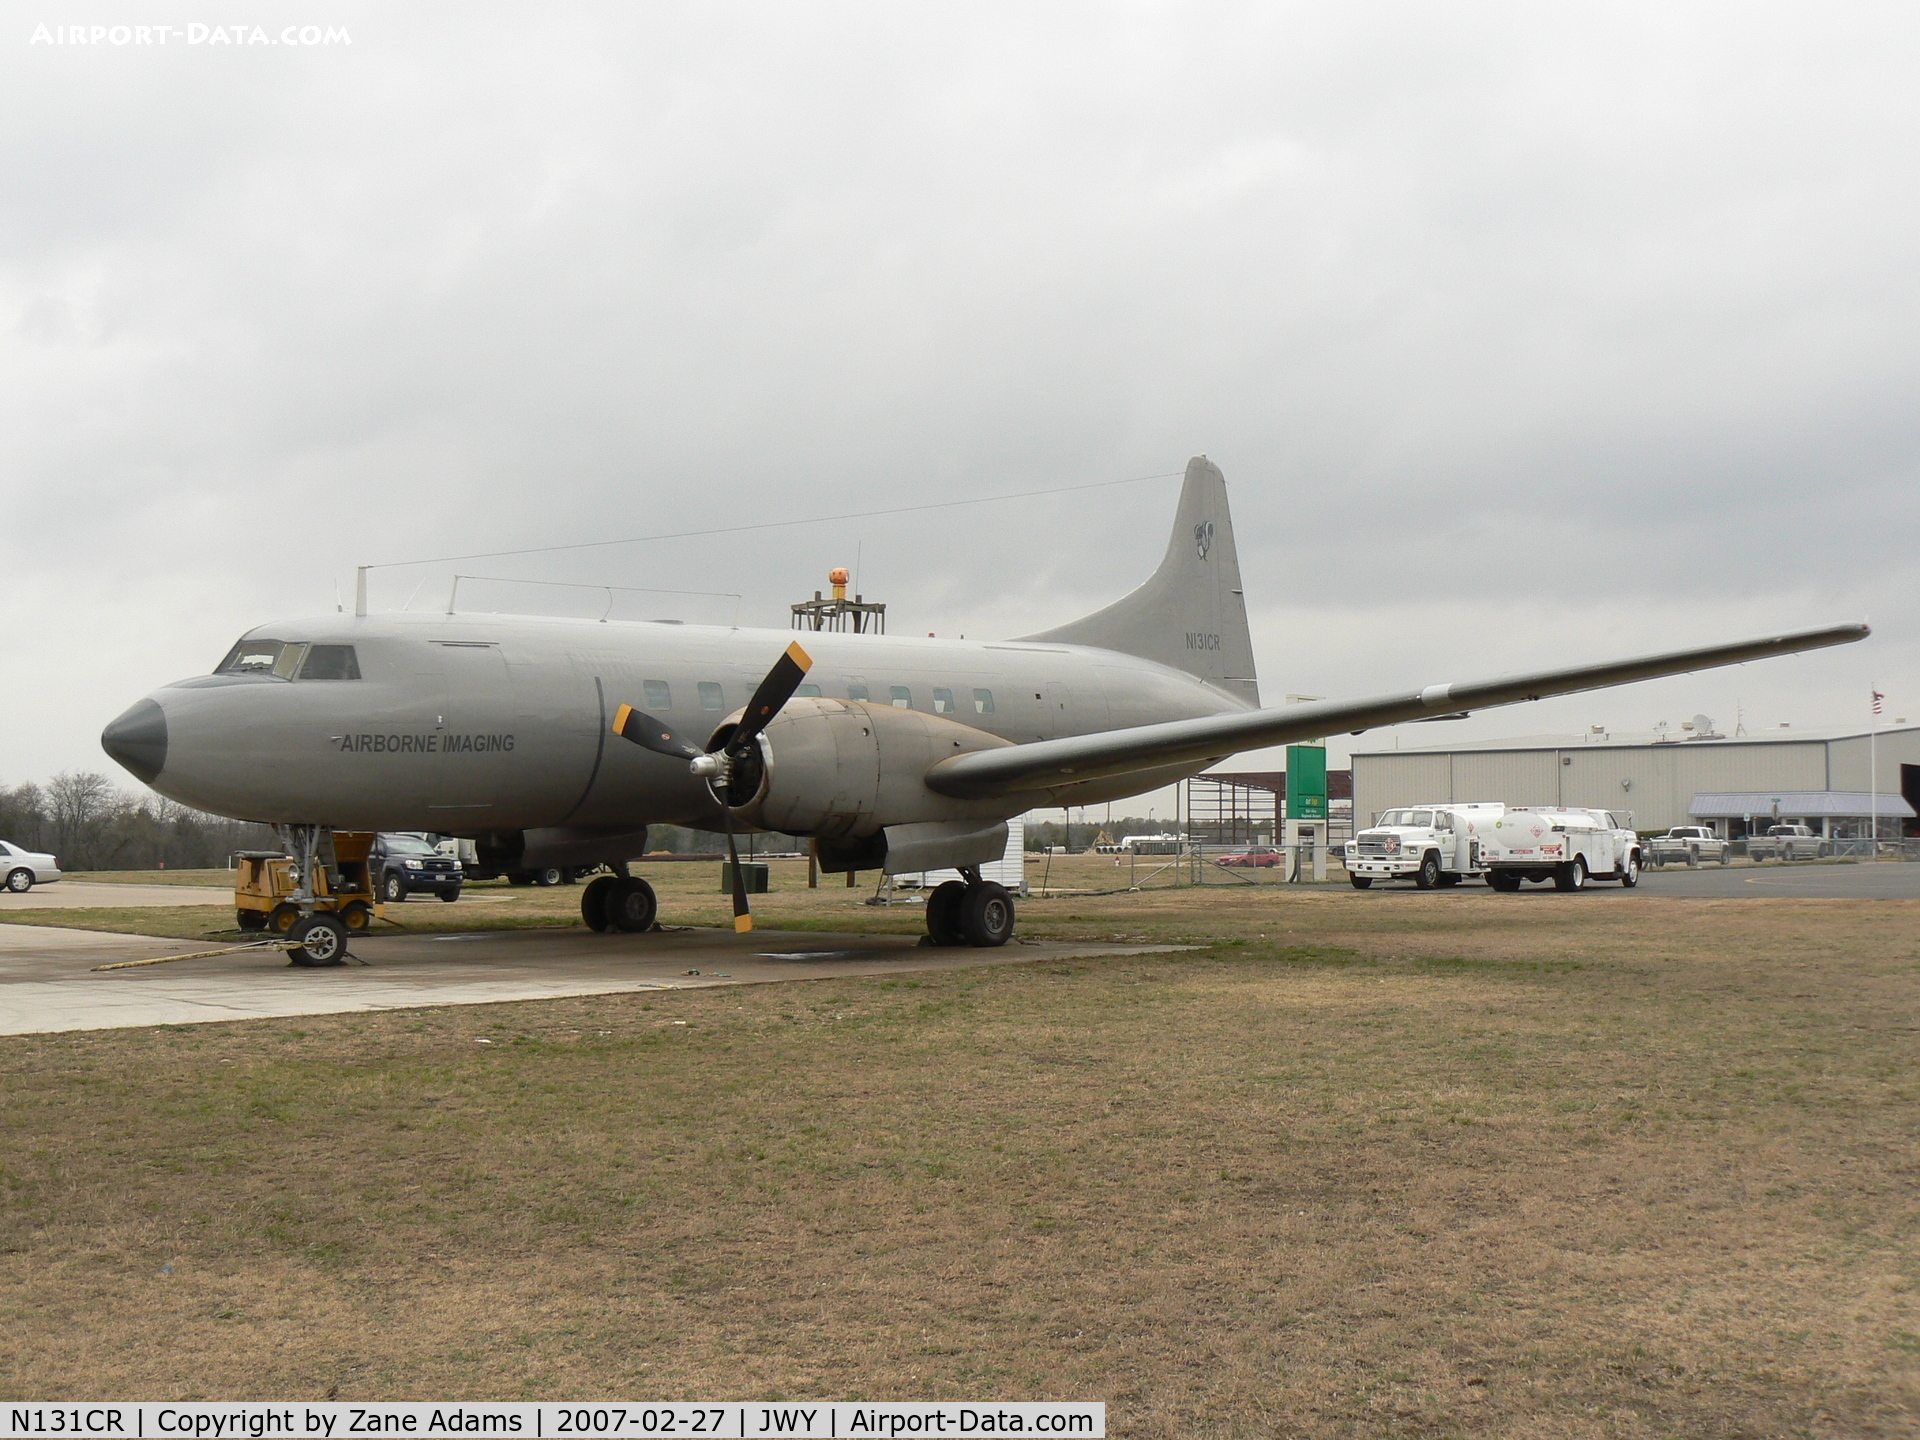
[{"x1": 5, "y1": 3, "x2": 1917, "y2": 804}]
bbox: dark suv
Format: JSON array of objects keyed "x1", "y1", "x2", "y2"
[{"x1": 371, "y1": 833, "x2": 463, "y2": 903}]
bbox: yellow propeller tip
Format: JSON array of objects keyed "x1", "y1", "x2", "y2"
[
  {"x1": 734, "y1": 915, "x2": 754, "y2": 933},
  {"x1": 611, "y1": 703, "x2": 632, "y2": 734},
  {"x1": 785, "y1": 641, "x2": 813, "y2": 670}
]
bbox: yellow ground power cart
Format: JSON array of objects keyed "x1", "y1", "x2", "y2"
[{"x1": 234, "y1": 831, "x2": 381, "y2": 937}]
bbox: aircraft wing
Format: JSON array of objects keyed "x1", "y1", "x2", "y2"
[{"x1": 922, "y1": 622, "x2": 1869, "y2": 801}]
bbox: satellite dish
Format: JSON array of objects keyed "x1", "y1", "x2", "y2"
[{"x1": 1693, "y1": 714, "x2": 1714, "y2": 735}]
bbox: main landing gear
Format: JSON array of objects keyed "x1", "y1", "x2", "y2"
[
  {"x1": 924, "y1": 868, "x2": 1016, "y2": 948},
  {"x1": 580, "y1": 873, "x2": 659, "y2": 933}
]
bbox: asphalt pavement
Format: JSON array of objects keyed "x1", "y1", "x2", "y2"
[
  {"x1": 0, "y1": 922, "x2": 1183, "y2": 1036},
  {"x1": 1633, "y1": 860, "x2": 1920, "y2": 898}
]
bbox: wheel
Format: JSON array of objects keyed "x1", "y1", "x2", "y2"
[
  {"x1": 1554, "y1": 857, "x2": 1588, "y2": 892},
  {"x1": 536, "y1": 867, "x2": 564, "y2": 887},
  {"x1": 925, "y1": 880, "x2": 969, "y2": 945},
  {"x1": 1686, "y1": 846, "x2": 1699, "y2": 868},
  {"x1": 1620, "y1": 852, "x2": 1639, "y2": 888},
  {"x1": 266, "y1": 902, "x2": 301, "y2": 934},
  {"x1": 236, "y1": 908, "x2": 268, "y2": 931},
  {"x1": 1489, "y1": 871, "x2": 1522, "y2": 892},
  {"x1": 1414, "y1": 852, "x2": 1441, "y2": 890},
  {"x1": 381, "y1": 871, "x2": 407, "y2": 903},
  {"x1": 440, "y1": 887, "x2": 461, "y2": 902},
  {"x1": 287, "y1": 913, "x2": 348, "y2": 967},
  {"x1": 1348, "y1": 874, "x2": 1373, "y2": 890},
  {"x1": 1718, "y1": 850, "x2": 1729, "y2": 865},
  {"x1": 606, "y1": 876, "x2": 659, "y2": 933},
  {"x1": 1435, "y1": 871, "x2": 1461, "y2": 887},
  {"x1": 508, "y1": 872, "x2": 534, "y2": 886},
  {"x1": 561, "y1": 868, "x2": 579, "y2": 885},
  {"x1": 337, "y1": 901, "x2": 372, "y2": 932},
  {"x1": 5, "y1": 868, "x2": 32, "y2": 893},
  {"x1": 958, "y1": 882, "x2": 1015, "y2": 947},
  {"x1": 581, "y1": 875, "x2": 618, "y2": 932}
]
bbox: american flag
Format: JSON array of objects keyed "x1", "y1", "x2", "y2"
[{"x1": 1872, "y1": 688, "x2": 1884, "y2": 716}]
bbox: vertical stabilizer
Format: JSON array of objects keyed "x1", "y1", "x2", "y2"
[{"x1": 1017, "y1": 456, "x2": 1260, "y2": 706}]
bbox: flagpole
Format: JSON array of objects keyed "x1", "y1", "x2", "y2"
[{"x1": 1870, "y1": 682, "x2": 1878, "y2": 857}]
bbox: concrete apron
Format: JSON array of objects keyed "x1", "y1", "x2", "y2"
[{"x1": 0, "y1": 923, "x2": 1186, "y2": 1037}]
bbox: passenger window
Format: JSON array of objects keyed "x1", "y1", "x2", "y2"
[
  {"x1": 298, "y1": 645, "x2": 360, "y2": 680},
  {"x1": 644, "y1": 680, "x2": 672, "y2": 710},
  {"x1": 932, "y1": 687, "x2": 955, "y2": 714},
  {"x1": 847, "y1": 682, "x2": 870, "y2": 701},
  {"x1": 890, "y1": 686, "x2": 912, "y2": 709},
  {"x1": 698, "y1": 682, "x2": 724, "y2": 711},
  {"x1": 271, "y1": 644, "x2": 308, "y2": 680},
  {"x1": 973, "y1": 688, "x2": 995, "y2": 715},
  {"x1": 796, "y1": 684, "x2": 821, "y2": 697}
]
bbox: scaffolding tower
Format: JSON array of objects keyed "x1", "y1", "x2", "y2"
[{"x1": 791, "y1": 567, "x2": 886, "y2": 634}]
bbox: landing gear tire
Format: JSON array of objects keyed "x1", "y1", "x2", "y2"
[
  {"x1": 382, "y1": 872, "x2": 406, "y2": 903},
  {"x1": 581, "y1": 875, "x2": 618, "y2": 932},
  {"x1": 925, "y1": 881, "x2": 969, "y2": 945},
  {"x1": 1349, "y1": 874, "x2": 1373, "y2": 890},
  {"x1": 536, "y1": 867, "x2": 565, "y2": 887},
  {"x1": 267, "y1": 902, "x2": 301, "y2": 934},
  {"x1": 508, "y1": 872, "x2": 533, "y2": 887},
  {"x1": 1435, "y1": 871, "x2": 1461, "y2": 887},
  {"x1": 288, "y1": 913, "x2": 348, "y2": 967},
  {"x1": 237, "y1": 908, "x2": 268, "y2": 931},
  {"x1": 1489, "y1": 872, "x2": 1522, "y2": 892},
  {"x1": 1414, "y1": 852, "x2": 1441, "y2": 890},
  {"x1": 440, "y1": 888, "x2": 461, "y2": 903},
  {"x1": 1620, "y1": 853, "x2": 1640, "y2": 888},
  {"x1": 338, "y1": 901, "x2": 372, "y2": 932},
  {"x1": 606, "y1": 876, "x2": 659, "y2": 933},
  {"x1": 5, "y1": 868, "x2": 32, "y2": 893},
  {"x1": 1554, "y1": 857, "x2": 1588, "y2": 892},
  {"x1": 958, "y1": 881, "x2": 1015, "y2": 948}
]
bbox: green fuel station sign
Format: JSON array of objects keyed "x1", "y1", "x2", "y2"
[{"x1": 1286, "y1": 744, "x2": 1328, "y2": 820}]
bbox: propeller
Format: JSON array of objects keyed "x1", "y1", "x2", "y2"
[{"x1": 610, "y1": 640, "x2": 814, "y2": 933}]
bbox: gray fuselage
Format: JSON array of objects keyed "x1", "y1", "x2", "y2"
[{"x1": 123, "y1": 612, "x2": 1251, "y2": 833}]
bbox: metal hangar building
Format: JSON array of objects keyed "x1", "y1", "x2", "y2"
[{"x1": 1350, "y1": 722, "x2": 1920, "y2": 838}]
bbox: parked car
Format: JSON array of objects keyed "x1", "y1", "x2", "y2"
[
  {"x1": 0, "y1": 840, "x2": 61, "y2": 892},
  {"x1": 1646, "y1": 825, "x2": 1730, "y2": 867},
  {"x1": 1214, "y1": 846, "x2": 1282, "y2": 868},
  {"x1": 370, "y1": 832, "x2": 463, "y2": 902},
  {"x1": 1747, "y1": 824, "x2": 1829, "y2": 861}
]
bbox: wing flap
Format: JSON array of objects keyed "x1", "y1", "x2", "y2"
[{"x1": 923, "y1": 622, "x2": 1868, "y2": 801}]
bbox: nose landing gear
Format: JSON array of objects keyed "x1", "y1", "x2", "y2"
[{"x1": 924, "y1": 868, "x2": 1016, "y2": 948}]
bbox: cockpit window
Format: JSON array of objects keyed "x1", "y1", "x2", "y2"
[
  {"x1": 217, "y1": 639, "x2": 359, "y2": 680},
  {"x1": 218, "y1": 638, "x2": 291, "y2": 674},
  {"x1": 299, "y1": 645, "x2": 361, "y2": 680}
]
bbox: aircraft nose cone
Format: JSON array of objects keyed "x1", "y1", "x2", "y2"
[{"x1": 101, "y1": 698, "x2": 168, "y2": 783}]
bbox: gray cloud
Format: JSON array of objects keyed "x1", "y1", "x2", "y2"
[{"x1": 4, "y1": 2, "x2": 1914, "y2": 784}]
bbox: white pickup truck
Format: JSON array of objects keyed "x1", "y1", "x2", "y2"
[
  {"x1": 1346, "y1": 803, "x2": 1505, "y2": 889},
  {"x1": 1746, "y1": 824, "x2": 1829, "y2": 861},
  {"x1": 1480, "y1": 807, "x2": 1642, "y2": 891},
  {"x1": 1646, "y1": 825, "x2": 1730, "y2": 867}
]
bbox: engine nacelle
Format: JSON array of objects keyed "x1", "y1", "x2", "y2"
[{"x1": 712, "y1": 697, "x2": 1016, "y2": 839}]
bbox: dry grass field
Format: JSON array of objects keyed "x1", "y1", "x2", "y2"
[{"x1": 3, "y1": 865, "x2": 1918, "y2": 1436}]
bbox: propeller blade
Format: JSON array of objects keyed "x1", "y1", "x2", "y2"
[
  {"x1": 611, "y1": 703, "x2": 704, "y2": 761},
  {"x1": 724, "y1": 813, "x2": 752, "y2": 933},
  {"x1": 729, "y1": 640, "x2": 814, "y2": 753}
]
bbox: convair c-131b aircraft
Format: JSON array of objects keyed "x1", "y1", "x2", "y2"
[{"x1": 101, "y1": 458, "x2": 1864, "y2": 962}]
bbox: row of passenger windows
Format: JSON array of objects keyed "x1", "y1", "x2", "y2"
[{"x1": 642, "y1": 681, "x2": 996, "y2": 716}]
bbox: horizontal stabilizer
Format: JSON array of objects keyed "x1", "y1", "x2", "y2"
[{"x1": 924, "y1": 622, "x2": 1870, "y2": 801}]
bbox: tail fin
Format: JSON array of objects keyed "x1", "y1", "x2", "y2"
[{"x1": 1017, "y1": 456, "x2": 1260, "y2": 706}]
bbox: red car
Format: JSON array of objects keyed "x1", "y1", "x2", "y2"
[{"x1": 1214, "y1": 846, "x2": 1282, "y2": 868}]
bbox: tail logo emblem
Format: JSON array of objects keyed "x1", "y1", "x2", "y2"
[{"x1": 1194, "y1": 521, "x2": 1214, "y2": 560}]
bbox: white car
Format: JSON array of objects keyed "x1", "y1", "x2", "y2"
[{"x1": 1, "y1": 841, "x2": 62, "y2": 892}]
